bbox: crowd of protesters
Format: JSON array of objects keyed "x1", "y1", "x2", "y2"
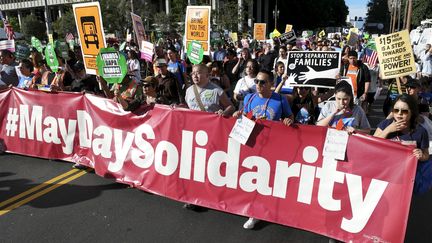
[{"x1": 1, "y1": 27, "x2": 432, "y2": 232}]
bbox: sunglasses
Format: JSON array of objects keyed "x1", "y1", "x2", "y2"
[
  {"x1": 143, "y1": 84, "x2": 154, "y2": 88},
  {"x1": 254, "y1": 79, "x2": 267, "y2": 85},
  {"x1": 393, "y1": 108, "x2": 409, "y2": 115}
]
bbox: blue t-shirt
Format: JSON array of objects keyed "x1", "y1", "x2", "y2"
[
  {"x1": 17, "y1": 75, "x2": 33, "y2": 89},
  {"x1": 243, "y1": 92, "x2": 292, "y2": 121},
  {"x1": 167, "y1": 61, "x2": 186, "y2": 86},
  {"x1": 378, "y1": 118, "x2": 429, "y2": 149}
]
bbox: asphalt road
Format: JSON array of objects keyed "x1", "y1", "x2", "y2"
[{"x1": 1, "y1": 92, "x2": 432, "y2": 243}]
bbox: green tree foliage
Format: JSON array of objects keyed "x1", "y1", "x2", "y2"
[
  {"x1": 53, "y1": 10, "x2": 76, "y2": 39},
  {"x1": 412, "y1": 0, "x2": 432, "y2": 26},
  {"x1": 100, "y1": 0, "x2": 131, "y2": 35},
  {"x1": 365, "y1": 0, "x2": 390, "y2": 32},
  {"x1": 20, "y1": 14, "x2": 46, "y2": 41},
  {"x1": 152, "y1": 12, "x2": 177, "y2": 33}
]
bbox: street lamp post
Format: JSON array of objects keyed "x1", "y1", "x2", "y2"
[{"x1": 272, "y1": 0, "x2": 279, "y2": 30}]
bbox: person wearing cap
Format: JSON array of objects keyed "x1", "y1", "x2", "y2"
[
  {"x1": 339, "y1": 50, "x2": 371, "y2": 107},
  {"x1": 154, "y1": 58, "x2": 184, "y2": 105},
  {"x1": 142, "y1": 76, "x2": 161, "y2": 105}
]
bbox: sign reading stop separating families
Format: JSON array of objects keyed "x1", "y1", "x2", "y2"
[
  {"x1": 286, "y1": 51, "x2": 341, "y2": 88},
  {"x1": 375, "y1": 30, "x2": 416, "y2": 79},
  {"x1": 96, "y1": 48, "x2": 127, "y2": 84},
  {"x1": 187, "y1": 41, "x2": 204, "y2": 64},
  {"x1": 185, "y1": 6, "x2": 211, "y2": 54}
]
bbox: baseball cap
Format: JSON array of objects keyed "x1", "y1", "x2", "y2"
[{"x1": 155, "y1": 59, "x2": 167, "y2": 67}]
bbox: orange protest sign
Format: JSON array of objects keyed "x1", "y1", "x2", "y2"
[
  {"x1": 185, "y1": 6, "x2": 211, "y2": 54},
  {"x1": 254, "y1": 23, "x2": 266, "y2": 41},
  {"x1": 73, "y1": 2, "x2": 106, "y2": 75}
]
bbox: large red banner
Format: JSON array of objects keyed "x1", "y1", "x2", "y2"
[{"x1": 0, "y1": 88, "x2": 416, "y2": 242}]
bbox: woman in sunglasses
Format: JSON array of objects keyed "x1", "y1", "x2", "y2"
[
  {"x1": 316, "y1": 80, "x2": 371, "y2": 134},
  {"x1": 374, "y1": 94, "x2": 429, "y2": 162}
]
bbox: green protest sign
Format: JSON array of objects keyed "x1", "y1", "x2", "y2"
[
  {"x1": 96, "y1": 47, "x2": 127, "y2": 84},
  {"x1": 15, "y1": 44, "x2": 30, "y2": 60},
  {"x1": 31, "y1": 36, "x2": 43, "y2": 53},
  {"x1": 45, "y1": 43, "x2": 59, "y2": 72},
  {"x1": 187, "y1": 41, "x2": 204, "y2": 65}
]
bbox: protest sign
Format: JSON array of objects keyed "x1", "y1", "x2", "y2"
[
  {"x1": 140, "y1": 40, "x2": 154, "y2": 62},
  {"x1": 230, "y1": 32, "x2": 238, "y2": 42},
  {"x1": 31, "y1": 37, "x2": 43, "y2": 53},
  {"x1": 185, "y1": 6, "x2": 211, "y2": 54},
  {"x1": 0, "y1": 87, "x2": 417, "y2": 243},
  {"x1": 229, "y1": 116, "x2": 256, "y2": 145},
  {"x1": 347, "y1": 31, "x2": 359, "y2": 47},
  {"x1": 45, "y1": 43, "x2": 59, "y2": 72},
  {"x1": 73, "y1": 1, "x2": 106, "y2": 75},
  {"x1": 15, "y1": 44, "x2": 30, "y2": 60},
  {"x1": 187, "y1": 40, "x2": 204, "y2": 64},
  {"x1": 285, "y1": 24, "x2": 293, "y2": 33},
  {"x1": 131, "y1": 13, "x2": 146, "y2": 50},
  {"x1": 0, "y1": 39, "x2": 15, "y2": 52},
  {"x1": 375, "y1": 30, "x2": 416, "y2": 79},
  {"x1": 302, "y1": 30, "x2": 313, "y2": 38},
  {"x1": 286, "y1": 51, "x2": 341, "y2": 88},
  {"x1": 278, "y1": 30, "x2": 296, "y2": 45},
  {"x1": 95, "y1": 47, "x2": 127, "y2": 83},
  {"x1": 323, "y1": 128, "x2": 349, "y2": 160},
  {"x1": 253, "y1": 23, "x2": 266, "y2": 41}
]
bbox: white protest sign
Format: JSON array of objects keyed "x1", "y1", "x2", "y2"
[
  {"x1": 322, "y1": 128, "x2": 349, "y2": 160},
  {"x1": 229, "y1": 116, "x2": 256, "y2": 145}
]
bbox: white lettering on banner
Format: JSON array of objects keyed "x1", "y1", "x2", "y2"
[
  {"x1": 14, "y1": 105, "x2": 389, "y2": 233},
  {"x1": 19, "y1": 105, "x2": 43, "y2": 141},
  {"x1": 19, "y1": 105, "x2": 76, "y2": 154}
]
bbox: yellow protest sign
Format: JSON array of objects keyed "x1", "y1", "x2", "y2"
[
  {"x1": 375, "y1": 30, "x2": 416, "y2": 79},
  {"x1": 185, "y1": 6, "x2": 211, "y2": 54},
  {"x1": 254, "y1": 23, "x2": 266, "y2": 41},
  {"x1": 349, "y1": 28, "x2": 359, "y2": 34},
  {"x1": 230, "y1": 32, "x2": 238, "y2": 42},
  {"x1": 73, "y1": 2, "x2": 106, "y2": 75},
  {"x1": 285, "y1": 24, "x2": 293, "y2": 33}
]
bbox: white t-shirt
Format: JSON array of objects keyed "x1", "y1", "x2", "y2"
[
  {"x1": 185, "y1": 81, "x2": 225, "y2": 113},
  {"x1": 233, "y1": 76, "x2": 256, "y2": 95}
]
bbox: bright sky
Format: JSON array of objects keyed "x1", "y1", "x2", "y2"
[{"x1": 345, "y1": 0, "x2": 368, "y2": 18}]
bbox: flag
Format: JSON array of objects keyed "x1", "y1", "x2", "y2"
[
  {"x1": 0, "y1": 11, "x2": 15, "y2": 40},
  {"x1": 318, "y1": 30, "x2": 326, "y2": 38},
  {"x1": 362, "y1": 48, "x2": 378, "y2": 67},
  {"x1": 65, "y1": 33, "x2": 74, "y2": 43}
]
